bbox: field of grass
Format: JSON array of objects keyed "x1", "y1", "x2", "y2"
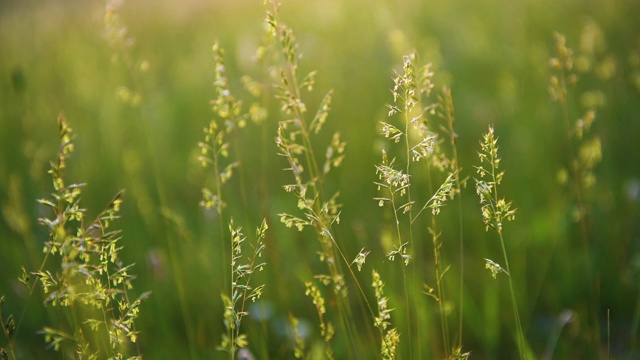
[{"x1": 1, "y1": 0, "x2": 640, "y2": 358}]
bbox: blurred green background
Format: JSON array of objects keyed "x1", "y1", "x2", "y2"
[{"x1": 1, "y1": 0, "x2": 640, "y2": 358}]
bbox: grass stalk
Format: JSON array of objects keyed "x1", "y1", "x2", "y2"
[
  {"x1": 632, "y1": 292, "x2": 640, "y2": 356},
  {"x1": 402, "y1": 68, "x2": 417, "y2": 360},
  {"x1": 440, "y1": 87, "x2": 466, "y2": 351},
  {"x1": 424, "y1": 155, "x2": 450, "y2": 358},
  {"x1": 475, "y1": 125, "x2": 526, "y2": 359},
  {"x1": 265, "y1": 1, "x2": 365, "y2": 356},
  {"x1": 498, "y1": 229, "x2": 526, "y2": 359},
  {"x1": 607, "y1": 308, "x2": 610, "y2": 360},
  {"x1": 549, "y1": 32, "x2": 602, "y2": 348}
]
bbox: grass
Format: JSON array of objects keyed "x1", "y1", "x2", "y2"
[
  {"x1": 1, "y1": 115, "x2": 149, "y2": 359},
  {"x1": 474, "y1": 125, "x2": 524, "y2": 358},
  {"x1": 1, "y1": 0, "x2": 640, "y2": 358}
]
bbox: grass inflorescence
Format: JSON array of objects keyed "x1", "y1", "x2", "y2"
[
  {"x1": 1, "y1": 115, "x2": 149, "y2": 359},
  {"x1": 2, "y1": 0, "x2": 637, "y2": 359},
  {"x1": 474, "y1": 125, "x2": 526, "y2": 359}
]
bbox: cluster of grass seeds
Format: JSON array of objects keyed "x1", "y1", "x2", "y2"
[
  {"x1": 1, "y1": 3, "x2": 155, "y2": 358},
  {"x1": 104, "y1": 0, "x2": 151, "y2": 109},
  {"x1": 0, "y1": 296, "x2": 15, "y2": 359},
  {"x1": 376, "y1": 53, "x2": 463, "y2": 358},
  {"x1": 287, "y1": 314, "x2": 306, "y2": 359},
  {"x1": 199, "y1": 41, "x2": 248, "y2": 251},
  {"x1": 474, "y1": 125, "x2": 526, "y2": 359},
  {"x1": 1, "y1": 115, "x2": 148, "y2": 359},
  {"x1": 199, "y1": 42, "x2": 245, "y2": 215},
  {"x1": 550, "y1": 32, "x2": 603, "y2": 209},
  {"x1": 218, "y1": 219, "x2": 268, "y2": 359},
  {"x1": 198, "y1": 38, "x2": 270, "y2": 359},
  {"x1": 302, "y1": 282, "x2": 334, "y2": 359},
  {"x1": 263, "y1": 1, "x2": 379, "y2": 357},
  {"x1": 371, "y1": 270, "x2": 400, "y2": 359}
]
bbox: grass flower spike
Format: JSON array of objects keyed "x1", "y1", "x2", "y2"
[{"x1": 475, "y1": 125, "x2": 526, "y2": 359}]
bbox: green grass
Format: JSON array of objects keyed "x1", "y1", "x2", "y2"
[{"x1": 1, "y1": 0, "x2": 640, "y2": 358}]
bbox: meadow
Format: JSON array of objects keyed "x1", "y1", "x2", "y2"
[{"x1": 1, "y1": 0, "x2": 640, "y2": 358}]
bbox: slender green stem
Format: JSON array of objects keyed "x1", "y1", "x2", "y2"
[
  {"x1": 454, "y1": 167, "x2": 465, "y2": 351},
  {"x1": 324, "y1": 225, "x2": 384, "y2": 354},
  {"x1": 444, "y1": 87, "x2": 465, "y2": 350},
  {"x1": 385, "y1": 179, "x2": 412, "y2": 358},
  {"x1": 497, "y1": 229, "x2": 527, "y2": 359},
  {"x1": 431, "y1": 219, "x2": 450, "y2": 358},
  {"x1": 493, "y1": 175, "x2": 526, "y2": 359},
  {"x1": 402, "y1": 76, "x2": 416, "y2": 360},
  {"x1": 481, "y1": 125, "x2": 526, "y2": 359},
  {"x1": 323, "y1": 229, "x2": 379, "y2": 346},
  {"x1": 0, "y1": 301, "x2": 18, "y2": 360},
  {"x1": 632, "y1": 291, "x2": 640, "y2": 356},
  {"x1": 225, "y1": 233, "x2": 234, "y2": 360},
  {"x1": 267, "y1": 2, "x2": 369, "y2": 356},
  {"x1": 228, "y1": 120, "x2": 249, "y2": 210},
  {"x1": 607, "y1": 309, "x2": 610, "y2": 360},
  {"x1": 165, "y1": 228, "x2": 198, "y2": 357},
  {"x1": 212, "y1": 141, "x2": 230, "y2": 288},
  {"x1": 14, "y1": 147, "x2": 65, "y2": 344},
  {"x1": 425, "y1": 160, "x2": 450, "y2": 358}
]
